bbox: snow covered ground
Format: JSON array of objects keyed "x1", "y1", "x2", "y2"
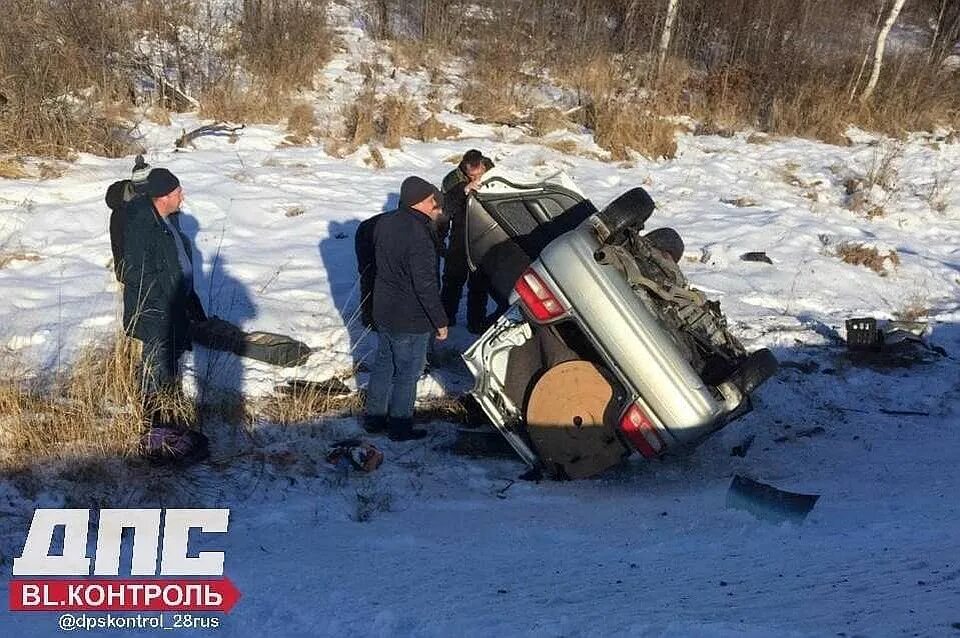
[
  {"x1": 3, "y1": 6, "x2": 960, "y2": 637},
  {"x1": 2, "y1": 116, "x2": 958, "y2": 637}
]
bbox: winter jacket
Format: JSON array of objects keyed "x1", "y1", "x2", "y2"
[
  {"x1": 439, "y1": 157, "x2": 495, "y2": 263},
  {"x1": 371, "y1": 207, "x2": 447, "y2": 334},
  {"x1": 121, "y1": 196, "x2": 205, "y2": 351}
]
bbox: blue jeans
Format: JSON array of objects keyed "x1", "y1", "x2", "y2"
[{"x1": 365, "y1": 331, "x2": 432, "y2": 421}]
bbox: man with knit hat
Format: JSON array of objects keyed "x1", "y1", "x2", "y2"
[
  {"x1": 364, "y1": 175, "x2": 447, "y2": 441},
  {"x1": 122, "y1": 167, "x2": 207, "y2": 444}
]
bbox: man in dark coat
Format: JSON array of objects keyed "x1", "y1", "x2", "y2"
[
  {"x1": 106, "y1": 155, "x2": 150, "y2": 281},
  {"x1": 122, "y1": 168, "x2": 206, "y2": 428},
  {"x1": 364, "y1": 176, "x2": 448, "y2": 441},
  {"x1": 439, "y1": 149, "x2": 507, "y2": 333}
]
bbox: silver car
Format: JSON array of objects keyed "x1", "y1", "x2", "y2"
[{"x1": 461, "y1": 168, "x2": 777, "y2": 479}]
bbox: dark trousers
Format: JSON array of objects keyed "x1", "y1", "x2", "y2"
[
  {"x1": 365, "y1": 331, "x2": 432, "y2": 423},
  {"x1": 139, "y1": 338, "x2": 184, "y2": 429},
  {"x1": 440, "y1": 249, "x2": 505, "y2": 330}
]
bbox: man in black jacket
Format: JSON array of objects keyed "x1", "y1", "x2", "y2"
[
  {"x1": 439, "y1": 149, "x2": 507, "y2": 333},
  {"x1": 122, "y1": 168, "x2": 206, "y2": 429},
  {"x1": 364, "y1": 176, "x2": 448, "y2": 441}
]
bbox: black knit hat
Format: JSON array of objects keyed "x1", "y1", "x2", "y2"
[
  {"x1": 146, "y1": 168, "x2": 180, "y2": 198},
  {"x1": 400, "y1": 176, "x2": 439, "y2": 207}
]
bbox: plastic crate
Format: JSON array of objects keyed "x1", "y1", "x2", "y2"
[{"x1": 845, "y1": 317, "x2": 882, "y2": 351}]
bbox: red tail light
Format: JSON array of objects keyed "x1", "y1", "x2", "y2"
[
  {"x1": 619, "y1": 403, "x2": 665, "y2": 458},
  {"x1": 514, "y1": 268, "x2": 568, "y2": 322}
]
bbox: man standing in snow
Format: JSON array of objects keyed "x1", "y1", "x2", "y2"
[
  {"x1": 122, "y1": 168, "x2": 206, "y2": 436},
  {"x1": 364, "y1": 176, "x2": 448, "y2": 441},
  {"x1": 439, "y1": 149, "x2": 507, "y2": 334}
]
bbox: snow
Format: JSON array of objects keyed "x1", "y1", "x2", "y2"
[{"x1": 2, "y1": 7, "x2": 960, "y2": 638}]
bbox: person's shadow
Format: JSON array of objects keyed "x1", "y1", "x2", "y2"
[
  {"x1": 318, "y1": 192, "x2": 399, "y2": 373},
  {"x1": 177, "y1": 211, "x2": 256, "y2": 425}
]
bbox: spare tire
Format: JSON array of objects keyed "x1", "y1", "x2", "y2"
[{"x1": 525, "y1": 360, "x2": 629, "y2": 479}]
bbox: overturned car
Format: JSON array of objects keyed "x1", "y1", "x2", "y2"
[{"x1": 461, "y1": 169, "x2": 778, "y2": 479}]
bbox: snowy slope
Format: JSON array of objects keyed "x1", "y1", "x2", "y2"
[
  {"x1": 2, "y1": 4, "x2": 960, "y2": 636},
  {"x1": 2, "y1": 117, "x2": 959, "y2": 638}
]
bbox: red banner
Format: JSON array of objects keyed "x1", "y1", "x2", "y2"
[{"x1": 9, "y1": 578, "x2": 241, "y2": 613}]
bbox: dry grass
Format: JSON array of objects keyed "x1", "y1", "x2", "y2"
[
  {"x1": 284, "y1": 103, "x2": 319, "y2": 145},
  {"x1": 365, "y1": 146, "x2": 387, "y2": 169},
  {"x1": 0, "y1": 157, "x2": 28, "y2": 179},
  {"x1": 893, "y1": 297, "x2": 929, "y2": 322},
  {"x1": 256, "y1": 380, "x2": 362, "y2": 426},
  {"x1": 418, "y1": 114, "x2": 460, "y2": 141},
  {"x1": 530, "y1": 107, "x2": 573, "y2": 136},
  {"x1": 544, "y1": 139, "x2": 580, "y2": 155},
  {"x1": 835, "y1": 242, "x2": 900, "y2": 275},
  {"x1": 37, "y1": 162, "x2": 66, "y2": 180},
  {"x1": 145, "y1": 105, "x2": 173, "y2": 126},
  {"x1": 0, "y1": 252, "x2": 42, "y2": 269},
  {"x1": 343, "y1": 87, "x2": 379, "y2": 147},
  {"x1": 381, "y1": 94, "x2": 419, "y2": 148},
  {"x1": 341, "y1": 88, "x2": 434, "y2": 151},
  {"x1": 583, "y1": 100, "x2": 679, "y2": 160},
  {"x1": 0, "y1": 336, "x2": 144, "y2": 469},
  {"x1": 199, "y1": 85, "x2": 291, "y2": 124},
  {"x1": 237, "y1": 0, "x2": 332, "y2": 92}
]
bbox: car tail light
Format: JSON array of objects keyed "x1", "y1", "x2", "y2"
[
  {"x1": 619, "y1": 403, "x2": 665, "y2": 458},
  {"x1": 514, "y1": 268, "x2": 568, "y2": 322}
]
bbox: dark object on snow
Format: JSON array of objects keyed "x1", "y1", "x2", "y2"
[
  {"x1": 191, "y1": 317, "x2": 312, "y2": 367},
  {"x1": 278, "y1": 377, "x2": 352, "y2": 396},
  {"x1": 326, "y1": 439, "x2": 383, "y2": 473},
  {"x1": 845, "y1": 317, "x2": 883, "y2": 351},
  {"x1": 451, "y1": 427, "x2": 517, "y2": 458},
  {"x1": 726, "y1": 475, "x2": 819, "y2": 523},
  {"x1": 740, "y1": 251, "x2": 773, "y2": 265},
  {"x1": 139, "y1": 427, "x2": 209, "y2": 464},
  {"x1": 845, "y1": 317, "x2": 947, "y2": 364},
  {"x1": 730, "y1": 434, "x2": 755, "y2": 457}
]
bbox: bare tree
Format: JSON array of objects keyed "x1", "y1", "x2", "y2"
[
  {"x1": 860, "y1": 0, "x2": 908, "y2": 103},
  {"x1": 657, "y1": 0, "x2": 680, "y2": 79}
]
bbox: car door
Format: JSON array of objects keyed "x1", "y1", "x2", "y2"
[{"x1": 464, "y1": 176, "x2": 597, "y2": 301}]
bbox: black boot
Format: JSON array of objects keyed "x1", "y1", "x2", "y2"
[
  {"x1": 388, "y1": 418, "x2": 427, "y2": 441},
  {"x1": 363, "y1": 414, "x2": 389, "y2": 435}
]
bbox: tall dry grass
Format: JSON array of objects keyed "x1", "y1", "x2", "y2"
[
  {"x1": 0, "y1": 335, "x2": 144, "y2": 471},
  {"x1": 0, "y1": 0, "x2": 333, "y2": 157},
  {"x1": 371, "y1": 0, "x2": 960, "y2": 156}
]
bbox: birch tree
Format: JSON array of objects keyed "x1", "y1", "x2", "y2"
[
  {"x1": 657, "y1": 0, "x2": 680, "y2": 79},
  {"x1": 860, "y1": 0, "x2": 908, "y2": 103}
]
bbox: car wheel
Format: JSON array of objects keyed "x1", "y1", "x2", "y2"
[{"x1": 596, "y1": 187, "x2": 655, "y2": 244}]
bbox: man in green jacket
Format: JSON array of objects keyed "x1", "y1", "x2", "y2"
[{"x1": 121, "y1": 168, "x2": 206, "y2": 429}]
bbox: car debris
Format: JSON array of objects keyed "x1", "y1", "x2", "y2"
[{"x1": 727, "y1": 475, "x2": 820, "y2": 524}]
